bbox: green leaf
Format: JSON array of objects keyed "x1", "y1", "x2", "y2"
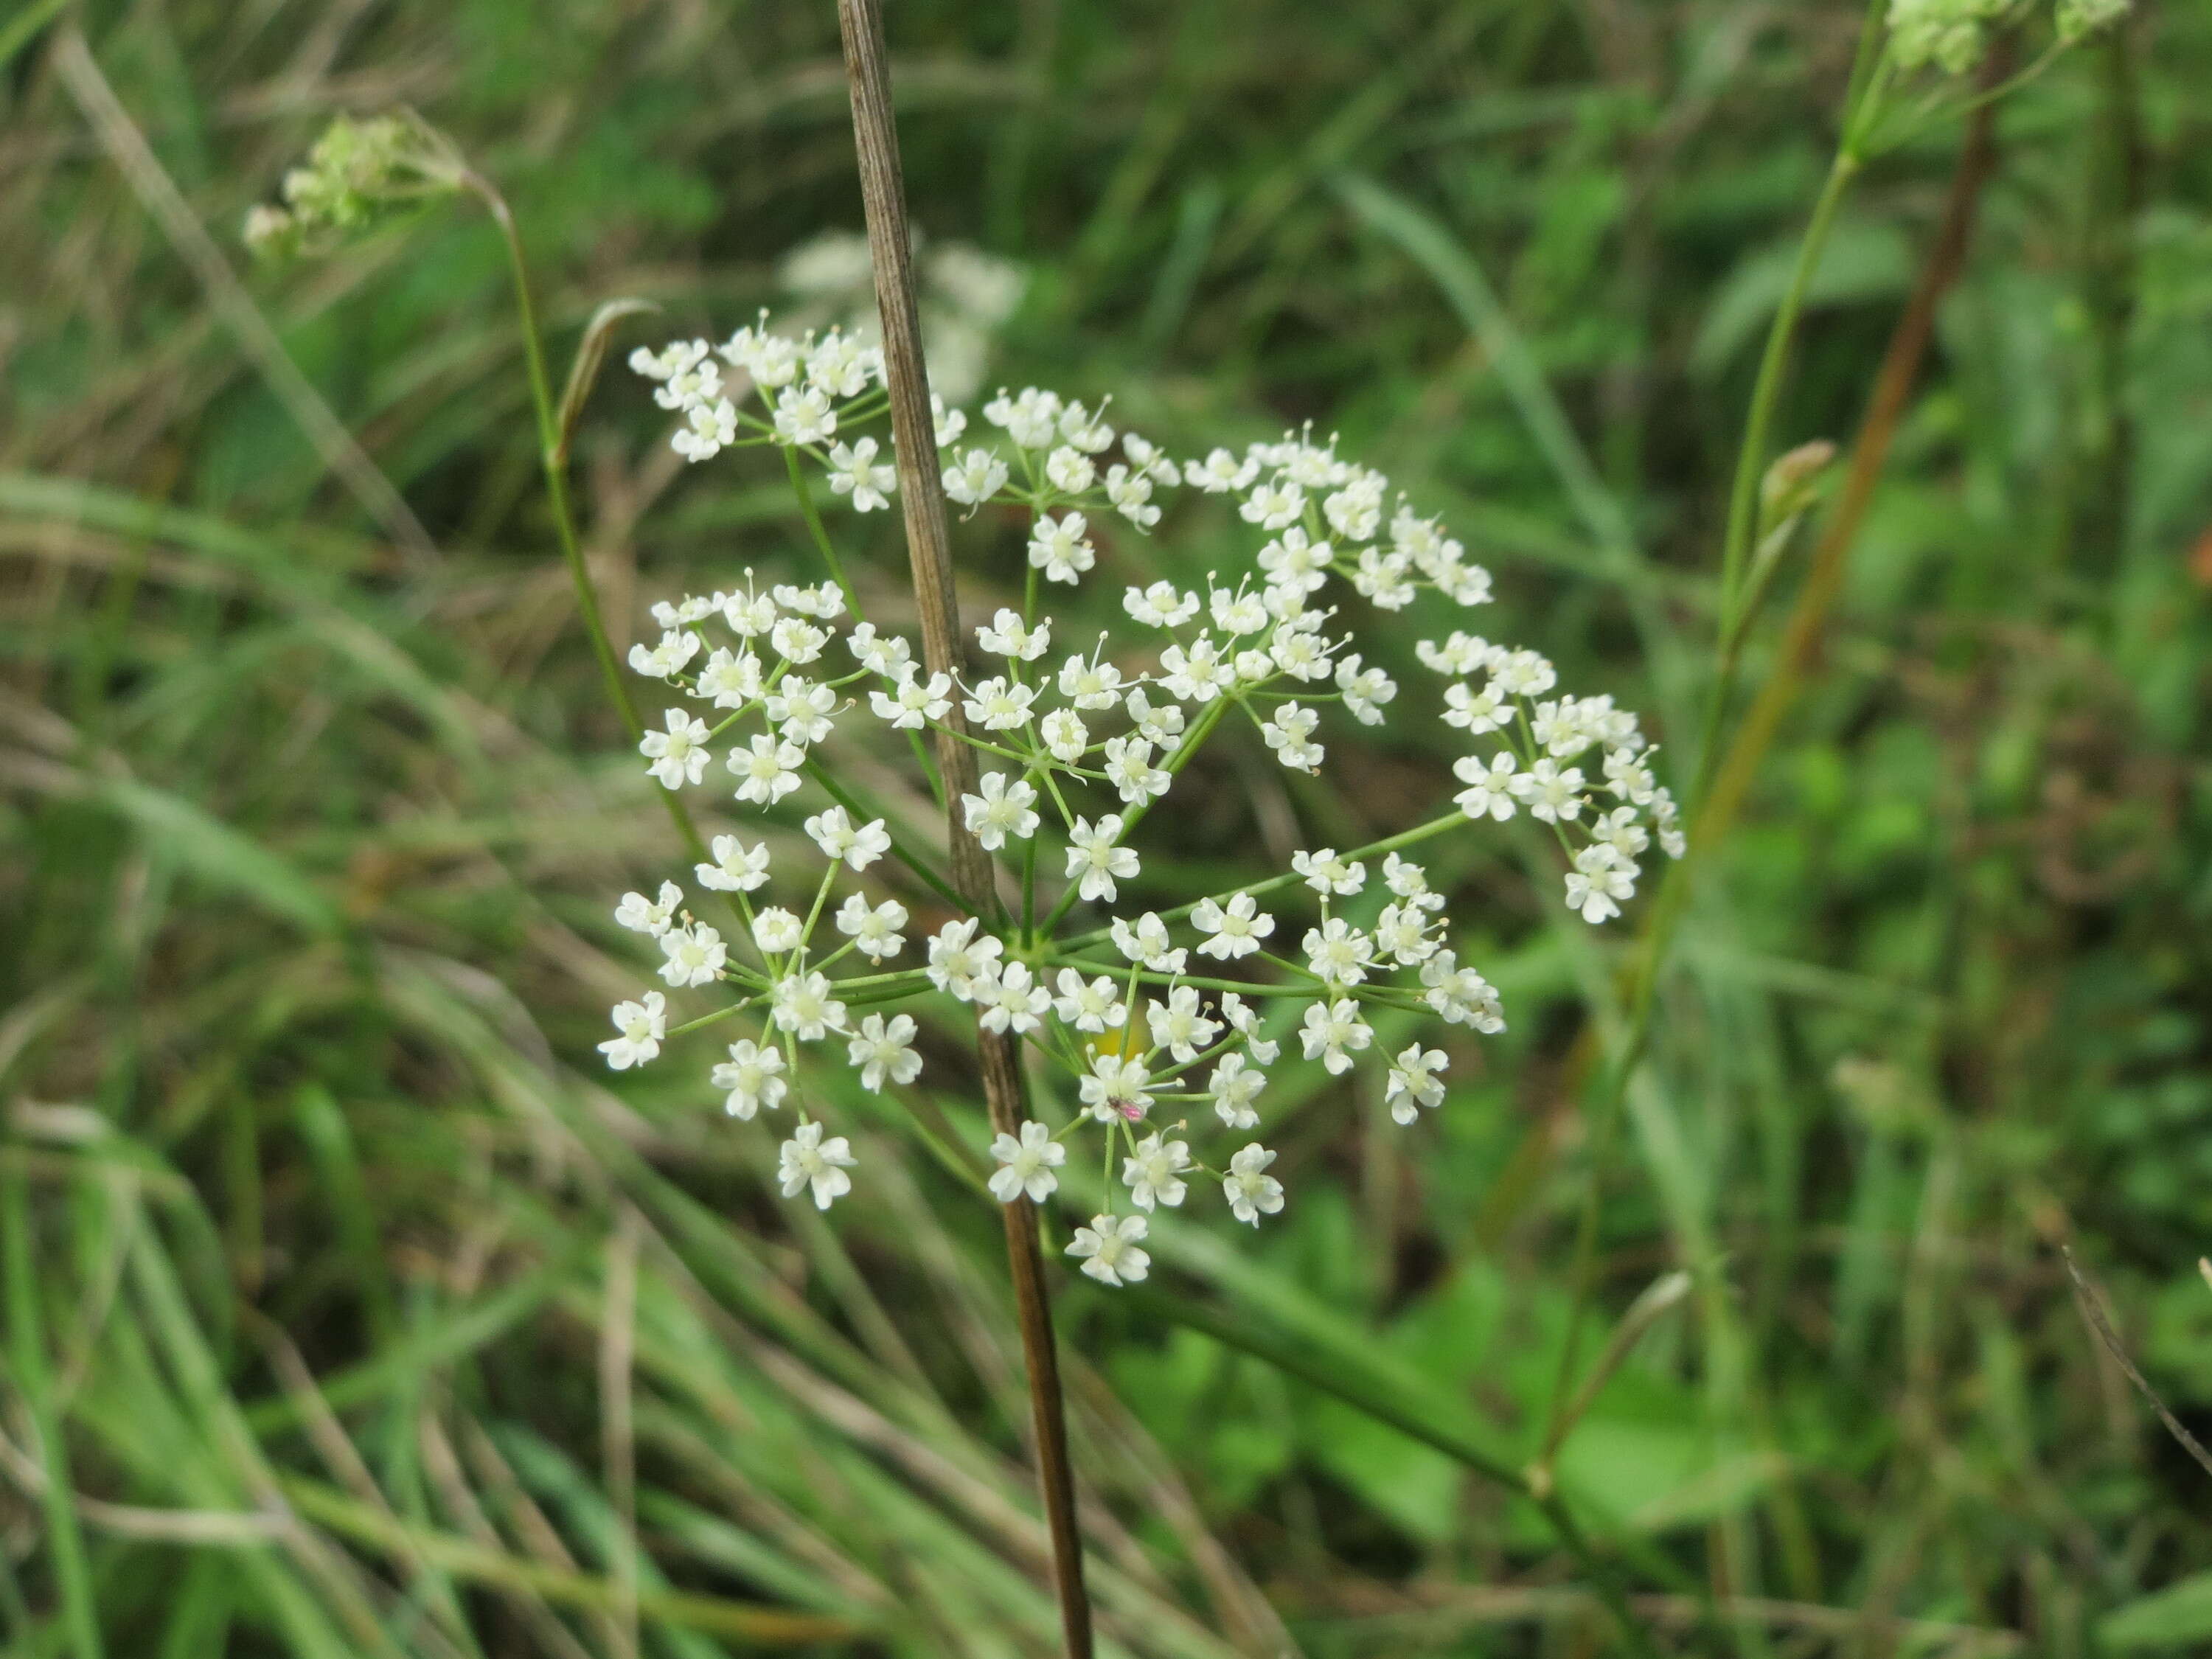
[
  {"x1": 97, "y1": 776, "x2": 340, "y2": 936},
  {"x1": 2101, "y1": 1576, "x2": 2212, "y2": 1649}
]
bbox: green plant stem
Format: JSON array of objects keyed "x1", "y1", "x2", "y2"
[
  {"x1": 466, "y1": 173, "x2": 714, "y2": 872},
  {"x1": 2, "y1": 1166, "x2": 106, "y2": 1659},
  {"x1": 1544, "y1": 10, "x2": 1889, "y2": 1439},
  {"x1": 1713, "y1": 151, "x2": 1859, "y2": 644},
  {"x1": 1544, "y1": 21, "x2": 2007, "y2": 1480}
]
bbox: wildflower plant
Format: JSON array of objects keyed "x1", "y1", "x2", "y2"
[{"x1": 607, "y1": 323, "x2": 1686, "y2": 1279}]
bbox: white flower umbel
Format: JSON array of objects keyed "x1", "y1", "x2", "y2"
[{"x1": 605, "y1": 327, "x2": 1682, "y2": 1256}]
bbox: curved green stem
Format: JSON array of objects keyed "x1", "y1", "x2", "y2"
[{"x1": 465, "y1": 173, "x2": 718, "y2": 879}]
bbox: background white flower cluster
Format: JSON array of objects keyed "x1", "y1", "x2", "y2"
[{"x1": 608, "y1": 318, "x2": 1683, "y2": 1283}]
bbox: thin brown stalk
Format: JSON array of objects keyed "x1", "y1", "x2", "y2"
[
  {"x1": 1691, "y1": 79, "x2": 2002, "y2": 855},
  {"x1": 831, "y1": 4, "x2": 1093, "y2": 1655},
  {"x1": 2062, "y1": 1247, "x2": 2212, "y2": 1483}
]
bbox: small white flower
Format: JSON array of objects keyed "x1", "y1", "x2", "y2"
[
  {"x1": 616, "y1": 880, "x2": 684, "y2": 936},
  {"x1": 1422, "y1": 951, "x2": 1506, "y2": 1034},
  {"x1": 751, "y1": 907, "x2": 804, "y2": 956},
  {"x1": 672, "y1": 397, "x2": 738, "y2": 462},
  {"x1": 1351, "y1": 547, "x2": 1415, "y2": 610},
  {"x1": 1124, "y1": 688, "x2": 1187, "y2": 750},
  {"x1": 778, "y1": 1121, "x2": 856, "y2": 1210},
  {"x1": 807, "y1": 328, "x2": 874, "y2": 397},
  {"x1": 961, "y1": 772, "x2": 1040, "y2": 851},
  {"x1": 1078, "y1": 1053, "x2": 1155, "y2": 1122},
  {"x1": 872, "y1": 667, "x2": 953, "y2": 729},
  {"x1": 978, "y1": 961, "x2": 1050, "y2": 1034},
  {"x1": 1416, "y1": 631, "x2": 1500, "y2": 676},
  {"x1": 1159, "y1": 636, "x2": 1237, "y2": 703},
  {"x1": 1146, "y1": 985, "x2": 1220, "y2": 1062},
  {"x1": 1384, "y1": 1044, "x2": 1448, "y2": 1124},
  {"x1": 1122, "y1": 431, "x2": 1179, "y2": 484},
  {"x1": 1209, "y1": 1054, "x2": 1267, "y2": 1129},
  {"x1": 1110, "y1": 911, "x2": 1186, "y2": 974},
  {"x1": 768, "y1": 618, "x2": 829, "y2": 667},
  {"x1": 1511, "y1": 757, "x2": 1587, "y2": 824},
  {"x1": 961, "y1": 675, "x2": 1038, "y2": 731},
  {"x1": 1301, "y1": 917, "x2": 1374, "y2": 987},
  {"x1": 1443, "y1": 681, "x2": 1508, "y2": 735},
  {"x1": 766, "y1": 676, "x2": 838, "y2": 746},
  {"x1": 697, "y1": 647, "x2": 765, "y2": 708},
  {"x1": 1453, "y1": 752, "x2": 1519, "y2": 821},
  {"x1": 1066, "y1": 1212, "x2": 1150, "y2": 1286},
  {"x1": 1124, "y1": 581, "x2": 1200, "y2": 629},
  {"x1": 1259, "y1": 702, "x2": 1324, "y2": 772},
  {"x1": 1121, "y1": 1133, "x2": 1192, "y2": 1211},
  {"x1": 694, "y1": 836, "x2": 770, "y2": 894},
  {"x1": 1065, "y1": 815, "x2": 1139, "y2": 902},
  {"x1": 1383, "y1": 852, "x2": 1444, "y2": 911},
  {"x1": 1102, "y1": 736, "x2": 1170, "y2": 806},
  {"x1": 925, "y1": 918, "x2": 1004, "y2": 999},
  {"x1": 1220, "y1": 991, "x2": 1280, "y2": 1065},
  {"x1": 1495, "y1": 649, "x2": 1558, "y2": 698},
  {"x1": 771, "y1": 582, "x2": 846, "y2": 619},
  {"x1": 1335, "y1": 655, "x2": 1397, "y2": 725},
  {"x1": 835, "y1": 894, "x2": 910, "y2": 961},
  {"x1": 846, "y1": 622, "x2": 912, "y2": 678},
  {"x1": 1186, "y1": 447, "x2": 1259, "y2": 493},
  {"x1": 804, "y1": 805, "x2": 892, "y2": 871},
  {"x1": 984, "y1": 386, "x2": 1064, "y2": 448},
  {"x1": 658, "y1": 922, "x2": 728, "y2": 988},
  {"x1": 1043, "y1": 445, "x2": 1096, "y2": 493},
  {"x1": 729, "y1": 734, "x2": 807, "y2": 805},
  {"x1": 1290, "y1": 848, "x2": 1366, "y2": 897},
  {"x1": 1209, "y1": 585, "x2": 1270, "y2": 636},
  {"x1": 1373, "y1": 902, "x2": 1439, "y2": 965},
  {"x1": 712, "y1": 1039, "x2": 787, "y2": 1119},
  {"x1": 1062, "y1": 400, "x2": 1117, "y2": 454},
  {"x1": 1192, "y1": 891, "x2": 1274, "y2": 959},
  {"x1": 641, "y1": 708, "x2": 713, "y2": 790},
  {"x1": 1240, "y1": 478, "x2": 1304, "y2": 530},
  {"x1": 988, "y1": 1121, "x2": 1067, "y2": 1204},
  {"x1": 1564, "y1": 843, "x2": 1636, "y2": 924},
  {"x1": 1298, "y1": 998, "x2": 1373, "y2": 1075},
  {"x1": 942, "y1": 446, "x2": 1011, "y2": 507},
  {"x1": 1028, "y1": 512, "x2": 1096, "y2": 583},
  {"x1": 1222, "y1": 1143, "x2": 1286, "y2": 1225},
  {"x1": 771, "y1": 971, "x2": 849, "y2": 1041},
  {"x1": 628, "y1": 629, "x2": 700, "y2": 681},
  {"x1": 977, "y1": 608, "x2": 1051, "y2": 661},
  {"x1": 1040, "y1": 707, "x2": 1089, "y2": 763},
  {"x1": 772, "y1": 384, "x2": 837, "y2": 446},
  {"x1": 1051, "y1": 970, "x2": 1126, "y2": 1033},
  {"x1": 1057, "y1": 653, "x2": 1125, "y2": 709},
  {"x1": 722, "y1": 585, "x2": 779, "y2": 638},
  {"x1": 598, "y1": 992, "x2": 667, "y2": 1069},
  {"x1": 1267, "y1": 622, "x2": 1332, "y2": 681},
  {"x1": 931, "y1": 394, "x2": 967, "y2": 448},
  {"x1": 1104, "y1": 463, "x2": 1161, "y2": 529},
  {"x1": 1256, "y1": 526, "x2": 1331, "y2": 594},
  {"x1": 846, "y1": 1012, "x2": 922, "y2": 1092}
]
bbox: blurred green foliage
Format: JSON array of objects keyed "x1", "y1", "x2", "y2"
[{"x1": 5, "y1": 0, "x2": 2212, "y2": 1654}]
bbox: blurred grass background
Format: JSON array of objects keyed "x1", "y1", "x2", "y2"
[{"x1": 6, "y1": 0, "x2": 2212, "y2": 1653}]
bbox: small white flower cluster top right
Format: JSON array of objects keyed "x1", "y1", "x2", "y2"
[{"x1": 605, "y1": 319, "x2": 1683, "y2": 1286}]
